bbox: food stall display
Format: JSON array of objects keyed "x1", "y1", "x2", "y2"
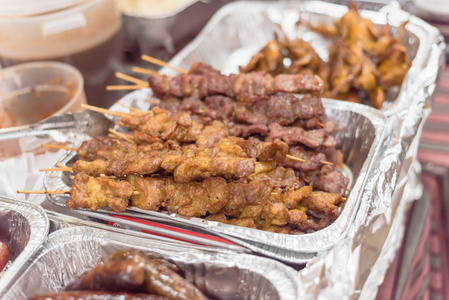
[{"x1": 0, "y1": 1, "x2": 445, "y2": 299}]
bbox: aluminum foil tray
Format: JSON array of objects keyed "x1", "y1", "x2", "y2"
[
  {"x1": 3, "y1": 226, "x2": 300, "y2": 300},
  {"x1": 167, "y1": 0, "x2": 442, "y2": 116},
  {"x1": 0, "y1": 196, "x2": 49, "y2": 296},
  {"x1": 44, "y1": 89, "x2": 386, "y2": 259}
]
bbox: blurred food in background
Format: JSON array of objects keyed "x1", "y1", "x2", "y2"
[{"x1": 240, "y1": 4, "x2": 411, "y2": 109}]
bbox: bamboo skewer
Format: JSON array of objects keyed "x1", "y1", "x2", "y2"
[
  {"x1": 286, "y1": 154, "x2": 306, "y2": 162},
  {"x1": 146, "y1": 98, "x2": 160, "y2": 105},
  {"x1": 132, "y1": 66, "x2": 159, "y2": 76},
  {"x1": 106, "y1": 85, "x2": 147, "y2": 91},
  {"x1": 39, "y1": 167, "x2": 72, "y2": 172},
  {"x1": 17, "y1": 189, "x2": 141, "y2": 195},
  {"x1": 81, "y1": 104, "x2": 130, "y2": 119},
  {"x1": 17, "y1": 190, "x2": 69, "y2": 195},
  {"x1": 41, "y1": 144, "x2": 77, "y2": 151},
  {"x1": 109, "y1": 129, "x2": 135, "y2": 144},
  {"x1": 115, "y1": 121, "x2": 128, "y2": 127},
  {"x1": 141, "y1": 54, "x2": 188, "y2": 74},
  {"x1": 115, "y1": 102, "x2": 146, "y2": 116},
  {"x1": 114, "y1": 71, "x2": 149, "y2": 87}
]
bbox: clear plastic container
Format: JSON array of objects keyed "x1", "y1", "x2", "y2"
[
  {"x1": 0, "y1": 61, "x2": 86, "y2": 158},
  {"x1": 0, "y1": 0, "x2": 123, "y2": 107}
]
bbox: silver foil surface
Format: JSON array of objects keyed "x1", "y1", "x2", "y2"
[
  {"x1": 0, "y1": 196, "x2": 49, "y2": 296},
  {"x1": 45, "y1": 91, "x2": 386, "y2": 262},
  {"x1": 4, "y1": 226, "x2": 300, "y2": 300}
]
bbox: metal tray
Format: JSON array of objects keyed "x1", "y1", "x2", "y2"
[
  {"x1": 0, "y1": 196, "x2": 49, "y2": 296},
  {"x1": 3, "y1": 226, "x2": 300, "y2": 300},
  {"x1": 166, "y1": 0, "x2": 442, "y2": 116},
  {"x1": 44, "y1": 89, "x2": 387, "y2": 258}
]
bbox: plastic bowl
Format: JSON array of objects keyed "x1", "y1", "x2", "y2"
[{"x1": 0, "y1": 61, "x2": 86, "y2": 157}]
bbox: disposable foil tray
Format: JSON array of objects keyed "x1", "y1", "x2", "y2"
[
  {"x1": 167, "y1": 0, "x2": 442, "y2": 116},
  {"x1": 0, "y1": 196, "x2": 49, "y2": 296},
  {"x1": 44, "y1": 89, "x2": 387, "y2": 260},
  {"x1": 3, "y1": 226, "x2": 300, "y2": 300}
]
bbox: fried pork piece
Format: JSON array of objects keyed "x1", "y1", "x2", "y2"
[
  {"x1": 284, "y1": 145, "x2": 326, "y2": 172},
  {"x1": 174, "y1": 96, "x2": 236, "y2": 122},
  {"x1": 77, "y1": 137, "x2": 138, "y2": 161},
  {"x1": 217, "y1": 136, "x2": 288, "y2": 164},
  {"x1": 29, "y1": 291, "x2": 166, "y2": 300},
  {"x1": 122, "y1": 107, "x2": 204, "y2": 142},
  {"x1": 235, "y1": 93, "x2": 324, "y2": 126},
  {"x1": 310, "y1": 165, "x2": 350, "y2": 196},
  {"x1": 251, "y1": 166, "x2": 302, "y2": 189},
  {"x1": 267, "y1": 123, "x2": 327, "y2": 148},
  {"x1": 147, "y1": 71, "x2": 323, "y2": 102},
  {"x1": 128, "y1": 176, "x2": 229, "y2": 217},
  {"x1": 67, "y1": 172, "x2": 132, "y2": 212},
  {"x1": 188, "y1": 61, "x2": 221, "y2": 76}
]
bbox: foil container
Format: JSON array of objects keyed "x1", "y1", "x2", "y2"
[
  {"x1": 44, "y1": 91, "x2": 387, "y2": 262},
  {"x1": 167, "y1": 1, "x2": 440, "y2": 116},
  {"x1": 0, "y1": 196, "x2": 49, "y2": 296},
  {"x1": 4, "y1": 226, "x2": 300, "y2": 300}
]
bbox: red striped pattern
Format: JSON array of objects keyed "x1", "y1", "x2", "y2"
[{"x1": 418, "y1": 66, "x2": 449, "y2": 165}]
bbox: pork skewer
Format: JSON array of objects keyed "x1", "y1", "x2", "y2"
[
  {"x1": 18, "y1": 173, "x2": 346, "y2": 234},
  {"x1": 148, "y1": 71, "x2": 324, "y2": 102}
]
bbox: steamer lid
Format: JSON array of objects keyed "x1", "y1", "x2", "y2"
[{"x1": 0, "y1": 0, "x2": 88, "y2": 17}]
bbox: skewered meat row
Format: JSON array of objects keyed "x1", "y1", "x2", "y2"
[
  {"x1": 148, "y1": 71, "x2": 324, "y2": 102},
  {"x1": 67, "y1": 173, "x2": 345, "y2": 234},
  {"x1": 158, "y1": 92, "x2": 325, "y2": 126},
  {"x1": 74, "y1": 136, "x2": 288, "y2": 181},
  {"x1": 30, "y1": 250, "x2": 207, "y2": 300},
  {"x1": 74, "y1": 133, "x2": 340, "y2": 181},
  {"x1": 121, "y1": 107, "x2": 336, "y2": 150}
]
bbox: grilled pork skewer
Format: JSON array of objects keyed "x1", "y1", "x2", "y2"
[
  {"x1": 148, "y1": 71, "x2": 324, "y2": 102},
  {"x1": 58, "y1": 173, "x2": 345, "y2": 232}
]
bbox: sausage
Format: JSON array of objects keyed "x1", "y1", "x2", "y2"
[
  {"x1": 108, "y1": 250, "x2": 208, "y2": 300},
  {"x1": 64, "y1": 260, "x2": 145, "y2": 292},
  {"x1": 29, "y1": 291, "x2": 168, "y2": 300},
  {"x1": 0, "y1": 241, "x2": 9, "y2": 271},
  {"x1": 108, "y1": 250, "x2": 181, "y2": 275}
]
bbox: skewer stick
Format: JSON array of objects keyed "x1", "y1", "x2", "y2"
[
  {"x1": 17, "y1": 190, "x2": 69, "y2": 195},
  {"x1": 41, "y1": 144, "x2": 77, "y2": 151},
  {"x1": 146, "y1": 98, "x2": 160, "y2": 105},
  {"x1": 114, "y1": 71, "x2": 149, "y2": 87},
  {"x1": 141, "y1": 54, "x2": 188, "y2": 74},
  {"x1": 108, "y1": 129, "x2": 135, "y2": 144},
  {"x1": 81, "y1": 104, "x2": 130, "y2": 119},
  {"x1": 321, "y1": 161, "x2": 334, "y2": 165},
  {"x1": 115, "y1": 121, "x2": 129, "y2": 127},
  {"x1": 318, "y1": 122, "x2": 325, "y2": 128},
  {"x1": 115, "y1": 102, "x2": 146, "y2": 116},
  {"x1": 106, "y1": 85, "x2": 147, "y2": 91},
  {"x1": 39, "y1": 167, "x2": 72, "y2": 172},
  {"x1": 132, "y1": 66, "x2": 159, "y2": 76},
  {"x1": 286, "y1": 154, "x2": 306, "y2": 162}
]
